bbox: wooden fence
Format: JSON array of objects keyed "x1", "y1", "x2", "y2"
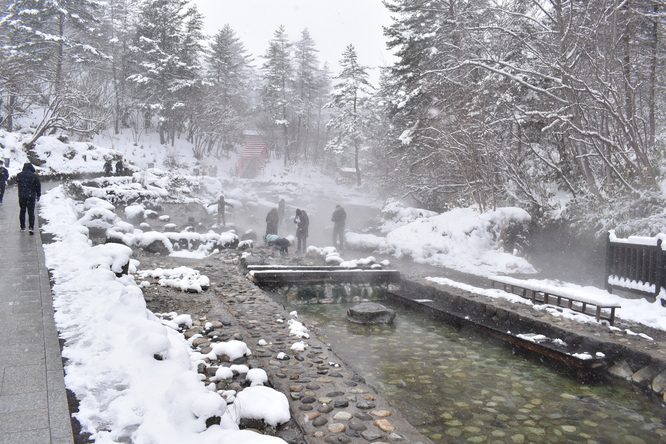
[{"x1": 605, "y1": 232, "x2": 665, "y2": 297}]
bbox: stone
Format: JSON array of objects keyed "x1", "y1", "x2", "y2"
[
  {"x1": 356, "y1": 401, "x2": 376, "y2": 410},
  {"x1": 652, "y1": 370, "x2": 666, "y2": 394},
  {"x1": 361, "y1": 430, "x2": 383, "y2": 441},
  {"x1": 608, "y1": 360, "x2": 634, "y2": 379},
  {"x1": 301, "y1": 396, "x2": 316, "y2": 404},
  {"x1": 312, "y1": 416, "x2": 329, "y2": 427},
  {"x1": 388, "y1": 432, "x2": 405, "y2": 441},
  {"x1": 334, "y1": 400, "x2": 349, "y2": 408},
  {"x1": 349, "y1": 420, "x2": 367, "y2": 431},
  {"x1": 370, "y1": 410, "x2": 392, "y2": 418},
  {"x1": 304, "y1": 412, "x2": 321, "y2": 421},
  {"x1": 373, "y1": 419, "x2": 395, "y2": 432},
  {"x1": 354, "y1": 412, "x2": 373, "y2": 421},
  {"x1": 318, "y1": 404, "x2": 334, "y2": 413},
  {"x1": 333, "y1": 412, "x2": 353, "y2": 421},
  {"x1": 347, "y1": 302, "x2": 396, "y2": 324},
  {"x1": 328, "y1": 423, "x2": 346, "y2": 433},
  {"x1": 632, "y1": 365, "x2": 662, "y2": 385}
]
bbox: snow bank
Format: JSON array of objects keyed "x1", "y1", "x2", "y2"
[{"x1": 40, "y1": 186, "x2": 288, "y2": 444}]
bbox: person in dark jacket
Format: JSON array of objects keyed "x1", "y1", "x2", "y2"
[
  {"x1": 294, "y1": 209, "x2": 309, "y2": 253},
  {"x1": 16, "y1": 162, "x2": 41, "y2": 234},
  {"x1": 103, "y1": 159, "x2": 113, "y2": 176},
  {"x1": 0, "y1": 159, "x2": 8, "y2": 203},
  {"x1": 266, "y1": 207, "x2": 279, "y2": 236},
  {"x1": 331, "y1": 204, "x2": 347, "y2": 250}
]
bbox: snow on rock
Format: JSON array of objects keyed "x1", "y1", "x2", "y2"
[
  {"x1": 381, "y1": 206, "x2": 535, "y2": 276},
  {"x1": 138, "y1": 266, "x2": 209, "y2": 293},
  {"x1": 231, "y1": 386, "x2": 291, "y2": 427},
  {"x1": 246, "y1": 368, "x2": 269, "y2": 386}
]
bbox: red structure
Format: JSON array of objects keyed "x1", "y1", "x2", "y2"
[{"x1": 236, "y1": 130, "x2": 270, "y2": 178}]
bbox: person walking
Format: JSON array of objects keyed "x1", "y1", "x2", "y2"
[
  {"x1": 0, "y1": 159, "x2": 8, "y2": 203},
  {"x1": 331, "y1": 204, "x2": 347, "y2": 250},
  {"x1": 266, "y1": 207, "x2": 279, "y2": 236},
  {"x1": 217, "y1": 195, "x2": 233, "y2": 227},
  {"x1": 16, "y1": 162, "x2": 41, "y2": 234},
  {"x1": 294, "y1": 209, "x2": 309, "y2": 253}
]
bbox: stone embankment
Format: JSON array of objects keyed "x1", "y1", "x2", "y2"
[
  {"x1": 397, "y1": 279, "x2": 666, "y2": 402},
  {"x1": 141, "y1": 251, "x2": 429, "y2": 444}
]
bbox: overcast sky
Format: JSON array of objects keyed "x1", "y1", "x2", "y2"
[{"x1": 191, "y1": 0, "x2": 394, "y2": 82}]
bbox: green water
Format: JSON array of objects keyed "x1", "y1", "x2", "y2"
[{"x1": 291, "y1": 301, "x2": 666, "y2": 443}]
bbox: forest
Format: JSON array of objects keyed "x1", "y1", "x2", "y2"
[{"x1": 0, "y1": 0, "x2": 665, "y2": 237}]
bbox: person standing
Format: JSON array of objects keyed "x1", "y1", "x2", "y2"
[
  {"x1": 266, "y1": 207, "x2": 279, "y2": 236},
  {"x1": 331, "y1": 204, "x2": 347, "y2": 250},
  {"x1": 103, "y1": 158, "x2": 113, "y2": 176},
  {"x1": 217, "y1": 195, "x2": 233, "y2": 227},
  {"x1": 16, "y1": 162, "x2": 41, "y2": 234},
  {"x1": 278, "y1": 198, "x2": 285, "y2": 225},
  {"x1": 294, "y1": 209, "x2": 309, "y2": 253},
  {"x1": 115, "y1": 159, "x2": 124, "y2": 176},
  {"x1": 0, "y1": 159, "x2": 8, "y2": 203}
]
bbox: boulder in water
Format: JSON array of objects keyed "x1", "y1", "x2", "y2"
[{"x1": 347, "y1": 302, "x2": 396, "y2": 325}]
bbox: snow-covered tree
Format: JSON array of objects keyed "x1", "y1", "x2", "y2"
[
  {"x1": 260, "y1": 25, "x2": 294, "y2": 165},
  {"x1": 127, "y1": 0, "x2": 204, "y2": 146},
  {"x1": 191, "y1": 24, "x2": 253, "y2": 159},
  {"x1": 0, "y1": 0, "x2": 106, "y2": 141},
  {"x1": 325, "y1": 44, "x2": 374, "y2": 186}
]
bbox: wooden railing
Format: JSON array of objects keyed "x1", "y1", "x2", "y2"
[{"x1": 605, "y1": 232, "x2": 665, "y2": 297}]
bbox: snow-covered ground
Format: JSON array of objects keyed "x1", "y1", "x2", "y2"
[{"x1": 1, "y1": 123, "x2": 665, "y2": 442}]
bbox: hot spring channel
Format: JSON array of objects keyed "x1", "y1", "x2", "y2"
[{"x1": 283, "y1": 299, "x2": 666, "y2": 443}]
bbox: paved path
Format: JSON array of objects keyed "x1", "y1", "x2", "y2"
[{"x1": 0, "y1": 185, "x2": 73, "y2": 444}]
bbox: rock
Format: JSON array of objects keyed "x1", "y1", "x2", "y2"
[
  {"x1": 361, "y1": 430, "x2": 383, "y2": 441},
  {"x1": 652, "y1": 370, "x2": 666, "y2": 394},
  {"x1": 333, "y1": 412, "x2": 353, "y2": 421},
  {"x1": 347, "y1": 302, "x2": 396, "y2": 325},
  {"x1": 328, "y1": 423, "x2": 346, "y2": 433},
  {"x1": 370, "y1": 410, "x2": 392, "y2": 418},
  {"x1": 312, "y1": 416, "x2": 328, "y2": 427},
  {"x1": 373, "y1": 419, "x2": 395, "y2": 432},
  {"x1": 608, "y1": 360, "x2": 634, "y2": 379}
]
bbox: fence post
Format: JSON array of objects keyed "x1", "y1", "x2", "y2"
[
  {"x1": 605, "y1": 232, "x2": 613, "y2": 294},
  {"x1": 655, "y1": 239, "x2": 663, "y2": 297}
]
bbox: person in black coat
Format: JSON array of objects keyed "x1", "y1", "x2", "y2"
[
  {"x1": 331, "y1": 204, "x2": 347, "y2": 250},
  {"x1": 294, "y1": 209, "x2": 309, "y2": 253},
  {"x1": 266, "y1": 207, "x2": 279, "y2": 236},
  {"x1": 0, "y1": 159, "x2": 8, "y2": 203},
  {"x1": 16, "y1": 162, "x2": 41, "y2": 234}
]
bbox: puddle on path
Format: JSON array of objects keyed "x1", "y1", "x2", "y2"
[{"x1": 289, "y1": 301, "x2": 666, "y2": 443}]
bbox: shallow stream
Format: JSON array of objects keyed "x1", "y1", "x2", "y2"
[{"x1": 290, "y1": 301, "x2": 666, "y2": 443}]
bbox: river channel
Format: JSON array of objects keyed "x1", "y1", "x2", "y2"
[{"x1": 289, "y1": 301, "x2": 666, "y2": 443}]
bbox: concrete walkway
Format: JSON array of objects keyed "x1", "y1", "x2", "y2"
[{"x1": 0, "y1": 185, "x2": 74, "y2": 444}]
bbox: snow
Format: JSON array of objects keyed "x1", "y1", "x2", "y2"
[{"x1": 39, "y1": 187, "x2": 291, "y2": 443}]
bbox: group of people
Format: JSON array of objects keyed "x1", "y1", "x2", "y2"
[
  {"x1": 264, "y1": 201, "x2": 346, "y2": 256},
  {"x1": 0, "y1": 160, "x2": 42, "y2": 235},
  {"x1": 103, "y1": 158, "x2": 127, "y2": 176}
]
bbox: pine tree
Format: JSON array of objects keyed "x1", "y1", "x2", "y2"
[
  {"x1": 325, "y1": 44, "x2": 374, "y2": 186},
  {"x1": 191, "y1": 24, "x2": 252, "y2": 159},
  {"x1": 127, "y1": 0, "x2": 204, "y2": 146},
  {"x1": 260, "y1": 25, "x2": 294, "y2": 165}
]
